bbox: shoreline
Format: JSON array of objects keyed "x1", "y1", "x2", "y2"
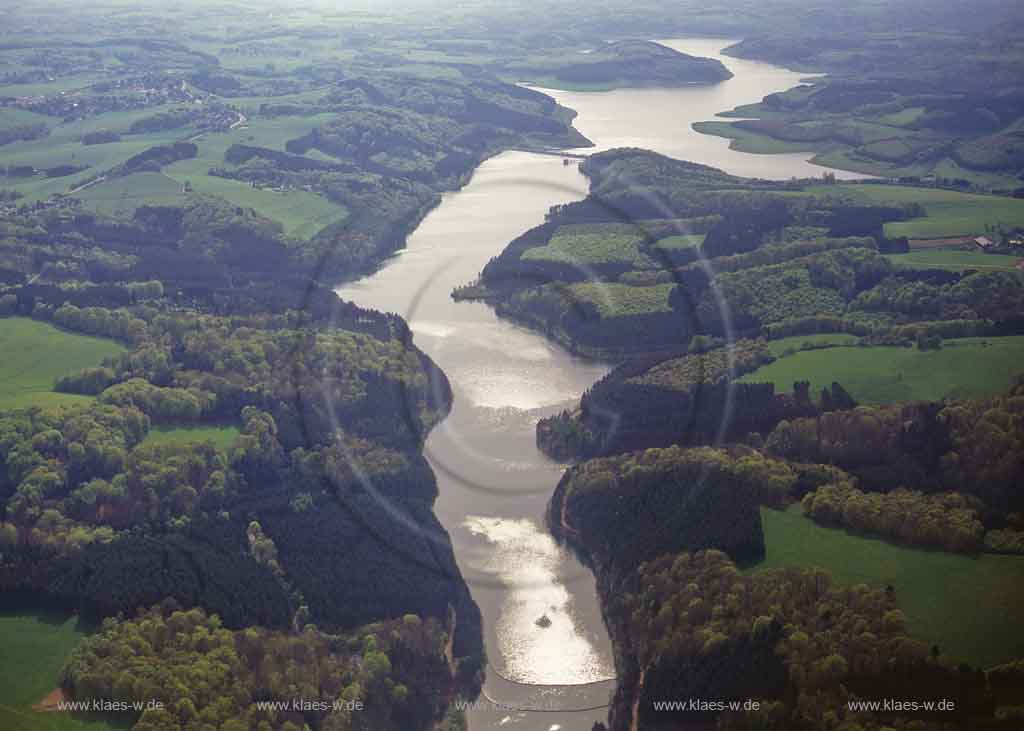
[{"x1": 333, "y1": 36, "x2": 866, "y2": 722}]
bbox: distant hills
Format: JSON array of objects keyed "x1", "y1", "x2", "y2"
[{"x1": 503, "y1": 40, "x2": 732, "y2": 89}]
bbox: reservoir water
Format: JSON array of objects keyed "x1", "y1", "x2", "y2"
[
  {"x1": 541, "y1": 37, "x2": 868, "y2": 181},
  {"x1": 335, "y1": 38, "x2": 856, "y2": 730}
]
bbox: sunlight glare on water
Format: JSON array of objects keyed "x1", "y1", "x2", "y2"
[
  {"x1": 335, "y1": 38, "x2": 865, "y2": 727},
  {"x1": 464, "y1": 516, "x2": 614, "y2": 684}
]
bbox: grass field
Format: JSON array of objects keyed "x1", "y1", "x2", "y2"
[
  {"x1": 753, "y1": 506, "x2": 1024, "y2": 668},
  {"x1": 740, "y1": 336, "x2": 1024, "y2": 404},
  {"x1": 0, "y1": 611, "x2": 130, "y2": 731},
  {"x1": 0, "y1": 107, "x2": 54, "y2": 131},
  {"x1": 876, "y1": 106, "x2": 926, "y2": 126},
  {"x1": 566, "y1": 281, "x2": 674, "y2": 317},
  {"x1": 160, "y1": 114, "x2": 349, "y2": 239},
  {"x1": 809, "y1": 148, "x2": 933, "y2": 181},
  {"x1": 141, "y1": 424, "x2": 241, "y2": 450},
  {"x1": 652, "y1": 233, "x2": 705, "y2": 251},
  {"x1": 807, "y1": 183, "x2": 1024, "y2": 239},
  {"x1": 0, "y1": 317, "x2": 126, "y2": 411},
  {"x1": 932, "y1": 157, "x2": 1023, "y2": 192},
  {"x1": 170, "y1": 175, "x2": 346, "y2": 241},
  {"x1": 522, "y1": 225, "x2": 644, "y2": 266},
  {"x1": 884, "y1": 249, "x2": 1022, "y2": 272},
  {"x1": 0, "y1": 104, "x2": 187, "y2": 201},
  {"x1": 75, "y1": 172, "x2": 185, "y2": 216},
  {"x1": 0, "y1": 72, "x2": 109, "y2": 98},
  {"x1": 0, "y1": 103, "x2": 348, "y2": 240}
]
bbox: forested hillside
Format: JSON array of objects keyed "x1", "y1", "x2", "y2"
[
  {"x1": 0, "y1": 192, "x2": 481, "y2": 730},
  {"x1": 458, "y1": 150, "x2": 1024, "y2": 458},
  {"x1": 710, "y1": 31, "x2": 1024, "y2": 188},
  {"x1": 2, "y1": 2, "x2": 1024, "y2": 730},
  {"x1": 455, "y1": 147, "x2": 1024, "y2": 730},
  {"x1": 551, "y1": 383, "x2": 1024, "y2": 730}
]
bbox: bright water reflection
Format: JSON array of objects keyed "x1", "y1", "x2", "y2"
[{"x1": 336, "y1": 38, "x2": 858, "y2": 729}]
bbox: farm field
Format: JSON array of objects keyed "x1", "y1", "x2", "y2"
[
  {"x1": 0, "y1": 318, "x2": 125, "y2": 410},
  {"x1": 876, "y1": 106, "x2": 926, "y2": 126},
  {"x1": 652, "y1": 233, "x2": 705, "y2": 251},
  {"x1": 807, "y1": 183, "x2": 1024, "y2": 239},
  {"x1": 0, "y1": 104, "x2": 188, "y2": 201},
  {"x1": 567, "y1": 281, "x2": 674, "y2": 317},
  {"x1": 0, "y1": 72, "x2": 109, "y2": 98},
  {"x1": 0, "y1": 102, "x2": 349, "y2": 239},
  {"x1": 740, "y1": 336, "x2": 1024, "y2": 404},
  {"x1": 168, "y1": 175, "x2": 347, "y2": 241},
  {"x1": 141, "y1": 424, "x2": 241, "y2": 450},
  {"x1": 931, "y1": 157, "x2": 1023, "y2": 191},
  {"x1": 754, "y1": 506, "x2": 1024, "y2": 669},
  {"x1": 884, "y1": 249, "x2": 1022, "y2": 272},
  {"x1": 808, "y1": 148, "x2": 936, "y2": 183},
  {"x1": 160, "y1": 114, "x2": 349, "y2": 239},
  {"x1": 0, "y1": 107, "x2": 54, "y2": 130},
  {"x1": 522, "y1": 225, "x2": 643, "y2": 266},
  {"x1": 0, "y1": 611, "x2": 129, "y2": 731},
  {"x1": 906, "y1": 236, "x2": 973, "y2": 249},
  {"x1": 75, "y1": 172, "x2": 185, "y2": 216}
]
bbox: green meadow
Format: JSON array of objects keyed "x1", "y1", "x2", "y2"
[
  {"x1": 741, "y1": 336, "x2": 1024, "y2": 404},
  {"x1": 0, "y1": 107, "x2": 54, "y2": 130},
  {"x1": 75, "y1": 172, "x2": 185, "y2": 216},
  {"x1": 159, "y1": 114, "x2": 349, "y2": 240},
  {"x1": 754, "y1": 506, "x2": 1024, "y2": 669},
  {"x1": 0, "y1": 102, "x2": 348, "y2": 240},
  {"x1": 0, "y1": 104, "x2": 187, "y2": 201},
  {"x1": 652, "y1": 233, "x2": 705, "y2": 251},
  {"x1": 141, "y1": 424, "x2": 241, "y2": 450},
  {"x1": 807, "y1": 183, "x2": 1024, "y2": 239},
  {"x1": 931, "y1": 157, "x2": 1022, "y2": 192},
  {"x1": 567, "y1": 281, "x2": 674, "y2": 317},
  {"x1": 522, "y1": 225, "x2": 644, "y2": 266},
  {"x1": 0, "y1": 318, "x2": 125, "y2": 410},
  {"x1": 884, "y1": 249, "x2": 1021, "y2": 272},
  {"x1": 0, "y1": 611, "x2": 129, "y2": 731},
  {"x1": 0, "y1": 72, "x2": 109, "y2": 98},
  {"x1": 876, "y1": 106, "x2": 926, "y2": 126}
]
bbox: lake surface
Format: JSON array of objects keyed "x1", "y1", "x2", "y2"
[
  {"x1": 336, "y1": 38, "x2": 854, "y2": 730},
  {"x1": 538, "y1": 37, "x2": 868, "y2": 181}
]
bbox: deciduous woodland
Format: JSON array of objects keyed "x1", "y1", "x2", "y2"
[
  {"x1": 1, "y1": 1, "x2": 1024, "y2": 730},
  {"x1": 0, "y1": 116, "x2": 488, "y2": 730},
  {"x1": 464, "y1": 146, "x2": 1024, "y2": 729}
]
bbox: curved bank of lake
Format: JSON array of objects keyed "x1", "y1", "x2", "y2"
[{"x1": 336, "y1": 38, "x2": 857, "y2": 731}]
